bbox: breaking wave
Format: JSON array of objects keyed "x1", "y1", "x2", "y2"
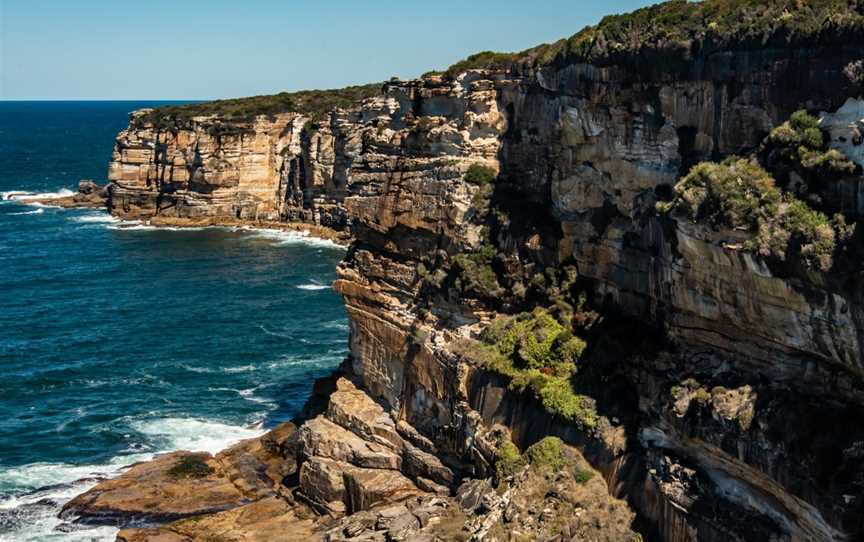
[{"x1": 0, "y1": 417, "x2": 262, "y2": 541}]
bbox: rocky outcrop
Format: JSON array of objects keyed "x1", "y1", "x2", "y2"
[
  {"x1": 11, "y1": 179, "x2": 109, "y2": 209},
  {"x1": 81, "y1": 373, "x2": 623, "y2": 542}
]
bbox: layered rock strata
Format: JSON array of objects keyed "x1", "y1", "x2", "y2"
[{"x1": 84, "y1": 14, "x2": 864, "y2": 542}]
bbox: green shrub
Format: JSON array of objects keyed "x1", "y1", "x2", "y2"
[
  {"x1": 752, "y1": 196, "x2": 836, "y2": 272},
  {"x1": 444, "y1": 51, "x2": 518, "y2": 78},
  {"x1": 525, "y1": 437, "x2": 567, "y2": 471},
  {"x1": 167, "y1": 455, "x2": 214, "y2": 479},
  {"x1": 670, "y1": 157, "x2": 780, "y2": 230},
  {"x1": 495, "y1": 440, "x2": 527, "y2": 480},
  {"x1": 453, "y1": 309, "x2": 595, "y2": 429},
  {"x1": 538, "y1": 378, "x2": 597, "y2": 428},
  {"x1": 453, "y1": 244, "x2": 500, "y2": 295},
  {"x1": 482, "y1": 308, "x2": 586, "y2": 373},
  {"x1": 573, "y1": 468, "x2": 595, "y2": 484},
  {"x1": 765, "y1": 110, "x2": 855, "y2": 177},
  {"x1": 464, "y1": 164, "x2": 497, "y2": 186}
]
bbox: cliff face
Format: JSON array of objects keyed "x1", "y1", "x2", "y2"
[{"x1": 100, "y1": 29, "x2": 864, "y2": 542}]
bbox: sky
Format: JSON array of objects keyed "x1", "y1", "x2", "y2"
[{"x1": 0, "y1": 0, "x2": 656, "y2": 100}]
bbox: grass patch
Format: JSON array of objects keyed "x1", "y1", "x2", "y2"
[{"x1": 167, "y1": 455, "x2": 214, "y2": 479}]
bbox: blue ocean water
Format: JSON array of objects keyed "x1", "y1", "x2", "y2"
[{"x1": 0, "y1": 102, "x2": 348, "y2": 541}]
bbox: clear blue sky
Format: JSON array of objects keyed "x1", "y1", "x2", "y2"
[{"x1": 1, "y1": 0, "x2": 655, "y2": 100}]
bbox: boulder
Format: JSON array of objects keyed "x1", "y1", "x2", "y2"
[{"x1": 298, "y1": 417, "x2": 402, "y2": 470}]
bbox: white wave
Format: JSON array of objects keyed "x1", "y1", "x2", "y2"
[
  {"x1": 296, "y1": 283, "x2": 331, "y2": 291},
  {"x1": 323, "y1": 320, "x2": 350, "y2": 332},
  {"x1": 106, "y1": 223, "x2": 205, "y2": 232},
  {"x1": 7, "y1": 208, "x2": 44, "y2": 216},
  {"x1": 238, "y1": 388, "x2": 277, "y2": 406},
  {"x1": 206, "y1": 387, "x2": 277, "y2": 407},
  {"x1": 72, "y1": 212, "x2": 120, "y2": 224},
  {"x1": 0, "y1": 453, "x2": 150, "y2": 542},
  {"x1": 105, "y1": 223, "x2": 154, "y2": 231},
  {"x1": 222, "y1": 364, "x2": 257, "y2": 374},
  {"x1": 180, "y1": 363, "x2": 215, "y2": 374},
  {"x1": 265, "y1": 353, "x2": 343, "y2": 370},
  {"x1": 0, "y1": 417, "x2": 261, "y2": 541},
  {"x1": 181, "y1": 363, "x2": 256, "y2": 374},
  {"x1": 259, "y1": 325, "x2": 292, "y2": 339},
  {"x1": 240, "y1": 227, "x2": 345, "y2": 250},
  {"x1": 1, "y1": 188, "x2": 74, "y2": 202},
  {"x1": 130, "y1": 417, "x2": 263, "y2": 455}
]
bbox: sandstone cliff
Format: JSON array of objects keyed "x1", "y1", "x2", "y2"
[{"x1": 84, "y1": 1, "x2": 864, "y2": 540}]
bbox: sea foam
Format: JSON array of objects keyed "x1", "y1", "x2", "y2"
[
  {"x1": 72, "y1": 212, "x2": 120, "y2": 224},
  {"x1": 0, "y1": 417, "x2": 262, "y2": 541},
  {"x1": 239, "y1": 227, "x2": 345, "y2": 250},
  {"x1": 7, "y1": 208, "x2": 44, "y2": 216},
  {"x1": 296, "y1": 283, "x2": 331, "y2": 291},
  {"x1": 1, "y1": 188, "x2": 75, "y2": 203}
]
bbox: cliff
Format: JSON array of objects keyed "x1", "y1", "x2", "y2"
[{"x1": 75, "y1": 1, "x2": 864, "y2": 540}]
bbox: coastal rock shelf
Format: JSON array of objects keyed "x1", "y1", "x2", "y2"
[{"x1": 68, "y1": 1, "x2": 864, "y2": 540}]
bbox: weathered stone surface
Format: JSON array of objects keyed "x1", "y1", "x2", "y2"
[
  {"x1": 116, "y1": 497, "x2": 320, "y2": 542},
  {"x1": 325, "y1": 378, "x2": 404, "y2": 451},
  {"x1": 298, "y1": 416, "x2": 402, "y2": 470},
  {"x1": 343, "y1": 467, "x2": 420, "y2": 514},
  {"x1": 299, "y1": 457, "x2": 349, "y2": 512},
  {"x1": 60, "y1": 452, "x2": 248, "y2": 526}
]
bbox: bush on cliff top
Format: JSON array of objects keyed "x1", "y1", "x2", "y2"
[
  {"x1": 445, "y1": 51, "x2": 519, "y2": 78},
  {"x1": 526, "y1": 0, "x2": 864, "y2": 67},
  {"x1": 139, "y1": 83, "x2": 383, "y2": 128}
]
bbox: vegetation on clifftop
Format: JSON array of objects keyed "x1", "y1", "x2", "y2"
[
  {"x1": 136, "y1": 83, "x2": 383, "y2": 128},
  {"x1": 429, "y1": 0, "x2": 864, "y2": 77},
  {"x1": 525, "y1": 0, "x2": 864, "y2": 67}
]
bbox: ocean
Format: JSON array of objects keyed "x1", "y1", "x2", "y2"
[{"x1": 0, "y1": 102, "x2": 349, "y2": 541}]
